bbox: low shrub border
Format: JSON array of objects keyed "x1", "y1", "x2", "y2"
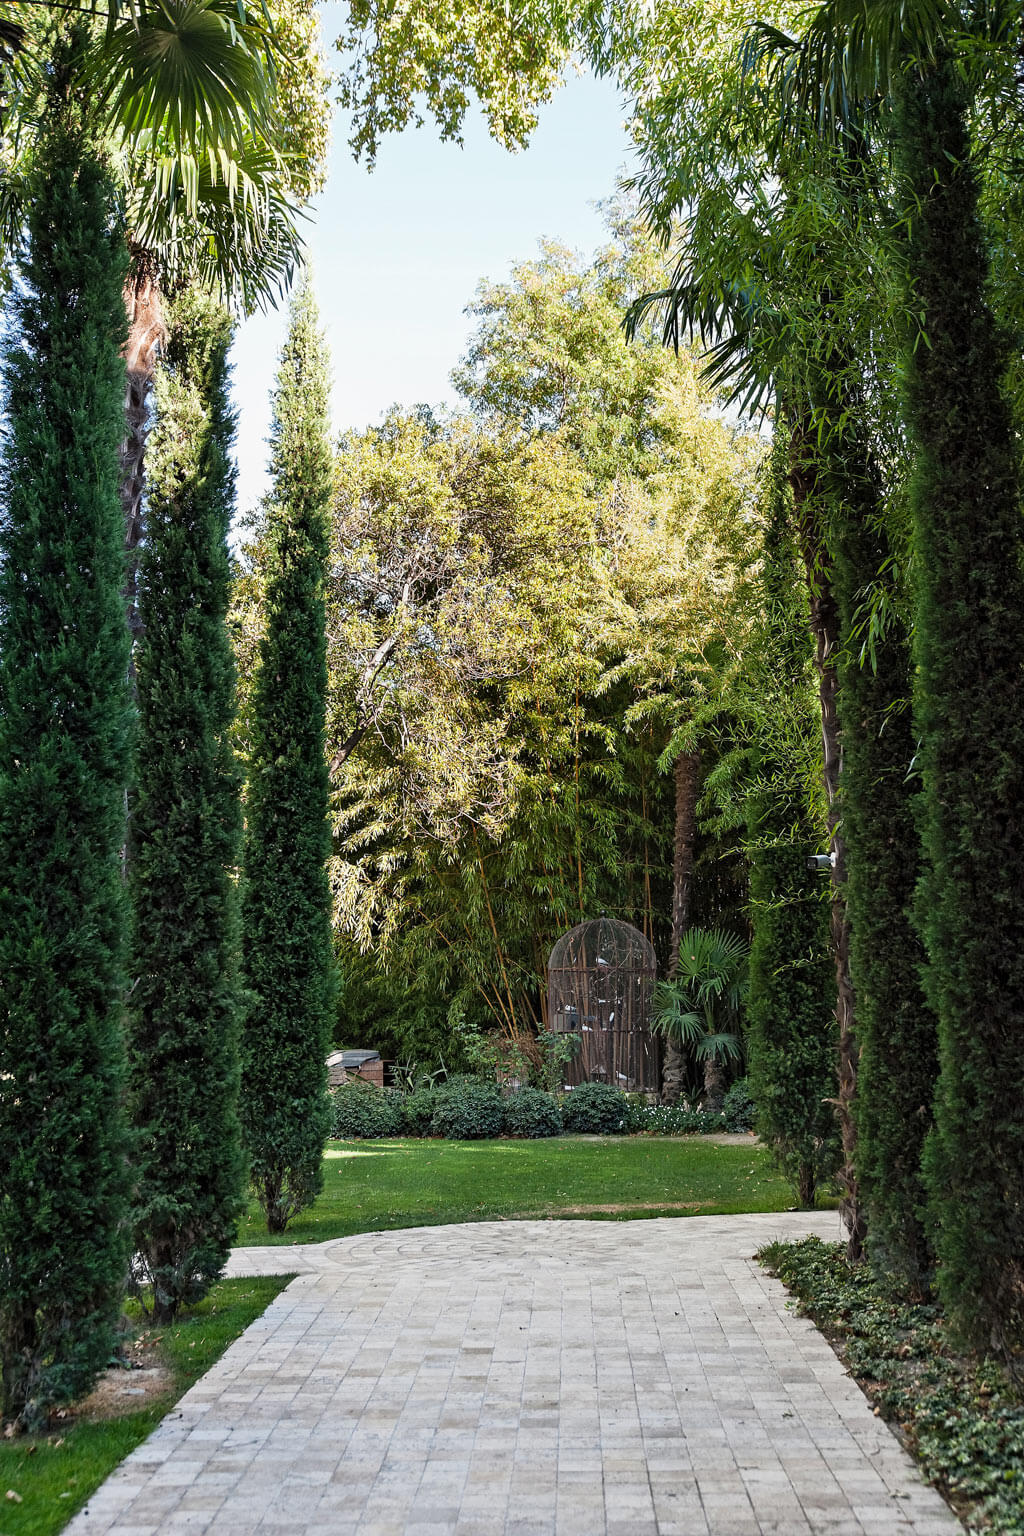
[
  {"x1": 330, "y1": 1077, "x2": 758, "y2": 1140},
  {"x1": 331, "y1": 1079, "x2": 405, "y2": 1139},
  {"x1": 429, "y1": 1077, "x2": 505, "y2": 1140},
  {"x1": 503, "y1": 1085, "x2": 563, "y2": 1138},
  {"x1": 760, "y1": 1236, "x2": 1024, "y2": 1535}
]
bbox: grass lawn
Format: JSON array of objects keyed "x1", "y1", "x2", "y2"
[
  {"x1": 0, "y1": 1276, "x2": 291, "y2": 1536},
  {"x1": 236, "y1": 1133, "x2": 820, "y2": 1246}
]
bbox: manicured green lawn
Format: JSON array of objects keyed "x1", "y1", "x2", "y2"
[
  {"x1": 237, "y1": 1134, "x2": 818, "y2": 1246},
  {"x1": 0, "y1": 1276, "x2": 290, "y2": 1536}
]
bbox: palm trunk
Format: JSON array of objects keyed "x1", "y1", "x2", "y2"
[
  {"x1": 662, "y1": 748, "x2": 700, "y2": 1104},
  {"x1": 703, "y1": 1052, "x2": 726, "y2": 1115},
  {"x1": 789, "y1": 419, "x2": 865, "y2": 1261},
  {"x1": 121, "y1": 248, "x2": 165, "y2": 657}
]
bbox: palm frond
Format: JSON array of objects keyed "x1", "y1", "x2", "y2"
[
  {"x1": 124, "y1": 129, "x2": 303, "y2": 308},
  {"x1": 692, "y1": 1031, "x2": 744, "y2": 1063},
  {"x1": 743, "y1": 0, "x2": 1011, "y2": 143},
  {"x1": 626, "y1": 257, "x2": 783, "y2": 419},
  {"x1": 87, "y1": 0, "x2": 274, "y2": 153}
]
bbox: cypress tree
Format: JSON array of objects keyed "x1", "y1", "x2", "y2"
[
  {"x1": 127, "y1": 285, "x2": 247, "y2": 1323},
  {"x1": 241, "y1": 279, "x2": 335, "y2": 1234},
  {"x1": 815, "y1": 364, "x2": 937, "y2": 1297},
  {"x1": 0, "y1": 67, "x2": 133, "y2": 1427},
  {"x1": 897, "y1": 58, "x2": 1024, "y2": 1351},
  {"x1": 745, "y1": 443, "x2": 838, "y2": 1208}
]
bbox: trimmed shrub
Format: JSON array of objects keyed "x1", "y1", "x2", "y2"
[
  {"x1": 561, "y1": 1081, "x2": 629, "y2": 1135},
  {"x1": 722, "y1": 1078, "x2": 756, "y2": 1133},
  {"x1": 430, "y1": 1077, "x2": 505, "y2": 1140},
  {"x1": 402, "y1": 1086, "x2": 441, "y2": 1136},
  {"x1": 503, "y1": 1087, "x2": 562, "y2": 1139},
  {"x1": 331, "y1": 1081, "x2": 404, "y2": 1139}
]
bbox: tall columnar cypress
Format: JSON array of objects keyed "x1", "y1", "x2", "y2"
[
  {"x1": 745, "y1": 443, "x2": 838, "y2": 1209},
  {"x1": 0, "y1": 86, "x2": 133, "y2": 1426},
  {"x1": 241, "y1": 280, "x2": 335, "y2": 1234},
  {"x1": 127, "y1": 286, "x2": 247, "y2": 1323},
  {"x1": 897, "y1": 58, "x2": 1024, "y2": 1351},
  {"x1": 817, "y1": 380, "x2": 937, "y2": 1298}
]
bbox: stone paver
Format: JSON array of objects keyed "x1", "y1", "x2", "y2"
[{"x1": 66, "y1": 1214, "x2": 962, "y2": 1535}]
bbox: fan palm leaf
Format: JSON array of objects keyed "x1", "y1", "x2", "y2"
[
  {"x1": 744, "y1": 0, "x2": 1017, "y2": 143},
  {"x1": 0, "y1": 0, "x2": 276, "y2": 151}
]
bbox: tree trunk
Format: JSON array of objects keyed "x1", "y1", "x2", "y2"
[
  {"x1": 789, "y1": 424, "x2": 865, "y2": 1261},
  {"x1": 121, "y1": 248, "x2": 166, "y2": 658},
  {"x1": 662, "y1": 748, "x2": 700, "y2": 1104},
  {"x1": 703, "y1": 1052, "x2": 726, "y2": 1115}
]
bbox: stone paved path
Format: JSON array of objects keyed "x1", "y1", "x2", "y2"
[{"x1": 67, "y1": 1214, "x2": 962, "y2": 1535}]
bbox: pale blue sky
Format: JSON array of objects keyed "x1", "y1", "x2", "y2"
[{"x1": 231, "y1": 65, "x2": 635, "y2": 515}]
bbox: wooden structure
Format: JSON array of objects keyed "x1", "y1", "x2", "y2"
[
  {"x1": 326, "y1": 1049, "x2": 383, "y2": 1089},
  {"x1": 548, "y1": 917, "x2": 660, "y2": 1092}
]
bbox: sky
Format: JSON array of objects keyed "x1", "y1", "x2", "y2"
[{"x1": 230, "y1": 64, "x2": 636, "y2": 517}]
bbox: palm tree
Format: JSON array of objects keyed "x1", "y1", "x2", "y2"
[
  {"x1": 1, "y1": 2, "x2": 306, "y2": 638},
  {"x1": 626, "y1": 169, "x2": 872, "y2": 1253},
  {"x1": 652, "y1": 927, "x2": 747, "y2": 1114}
]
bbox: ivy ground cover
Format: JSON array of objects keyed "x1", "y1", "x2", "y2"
[{"x1": 761, "y1": 1238, "x2": 1024, "y2": 1535}]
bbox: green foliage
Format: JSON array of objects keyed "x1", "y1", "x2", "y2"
[
  {"x1": 322, "y1": 223, "x2": 758, "y2": 1041},
  {"x1": 721, "y1": 1077, "x2": 756, "y2": 1132},
  {"x1": 241, "y1": 281, "x2": 335, "y2": 1234},
  {"x1": 327, "y1": 945, "x2": 478, "y2": 1076},
  {"x1": 817, "y1": 368, "x2": 936, "y2": 1294},
  {"x1": 335, "y1": 0, "x2": 570, "y2": 165},
  {"x1": 623, "y1": 1080, "x2": 753, "y2": 1134},
  {"x1": 402, "y1": 1086, "x2": 443, "y2": 1136},
  {"x1": 537, "y1": 1031, "x2": 582, "y2": 1095},
  {"x1": 0, "y1": 98, "x2": 133, "y2": 1429},
  {"x1": 502, "y1": 1088, "x2": 563, "y2": 1139},
  {"x1": 762, "y1": 1238, "x2": 1024, "y2": 1535},
  {"x1": 743, "y1": 462, "x2": 839, "y2": 1210},
  {"x1": 127, "y1": 283, "x2": 247, "y2": 1325},
  {"x1": 747, "y1": 839, "x2": 838, "y2": 1208},
  {"x1": 430, "y1": 1077, "x2": 506, "y2": 1141},
  {"x1": 560, "y1": 1081, "x2": 629, "y2": 1135},
  {"x1": 331, "y1": 1081, "x2": 405, "y2": 1139},
  {"x1": 895, "y1": 58, "x2": 1024, "y2": 1353},
  {"x1": 625, "y1": 1099, "x2": 728, "y2": 1135},
  {"x1": 463, "y1": 1029, "x2": 537, "y2": 1086},
  {"x1": 652, "y1": 926, "x2": 748, "y2": 1068}
]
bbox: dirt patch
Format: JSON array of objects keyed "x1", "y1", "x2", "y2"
[
  {"x1": 71, "y1": 1329, "x2": 173, "y2": 1422},
  {"x1": 75, "y1": 1365, "x2": 173, "y2": 1421}
]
